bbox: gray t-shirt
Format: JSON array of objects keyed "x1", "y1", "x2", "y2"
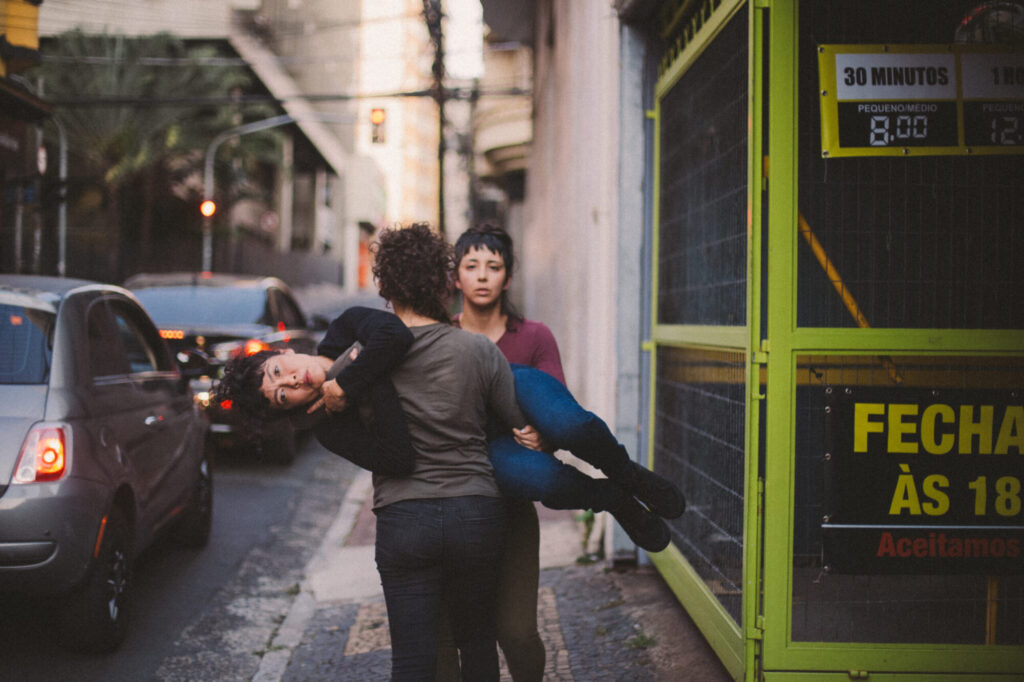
[{"x1": 371, "y1": 322, "x2": 526, "y2": 509}]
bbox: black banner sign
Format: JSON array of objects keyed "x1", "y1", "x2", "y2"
[{"x1": 822, "y1": 386, "x2": 1024, "y2": 574}]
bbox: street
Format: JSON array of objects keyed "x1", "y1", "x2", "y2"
[{"x1": 0, "y1": 436, "x2": 358, "y2": 682}]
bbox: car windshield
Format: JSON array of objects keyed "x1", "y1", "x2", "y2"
[
  {"x1": 0, "y1": 303, "x2": 54, "y2": 385},
  {"x1": 132, "y1": 286, "x2": 266, "y2": 326}
]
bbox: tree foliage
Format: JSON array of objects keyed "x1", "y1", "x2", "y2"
[
  {"x1": 35, "y1": 31, "x2": 273, "y2": 182},
  {"x1": 28, "y1": 30, "x2": 280, "y2": 278}
]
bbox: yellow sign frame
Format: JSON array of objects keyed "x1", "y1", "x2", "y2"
[{"x1": 819, "y1": 43, "x2": 1024, "y2": 158}]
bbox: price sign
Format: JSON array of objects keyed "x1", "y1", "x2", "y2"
[
  {"x1": 818, "y1": 44, "x2": 1024, "y2": 157},
  {"x1": 961, "y1": 52, "x2": 1024, "y2": 147},
  {"x1": 822, "y1": 387, "x2": 1024, "y2": 575}
]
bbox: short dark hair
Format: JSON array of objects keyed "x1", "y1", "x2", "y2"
[
  {"x1": 372, "y1": 223, "x2": 453, "y2": 323},
  {"x1": 454, "y1": 222, "x2": 521, "y2": 320},
  {"x1": 212, "y1": 349, "x2": 279, "y2": 430}
]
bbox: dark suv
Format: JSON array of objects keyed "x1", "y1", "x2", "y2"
[{"x1": 126, "y1": 272, "x2": 320, "y2": 464}]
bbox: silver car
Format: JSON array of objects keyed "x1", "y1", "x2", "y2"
[{"x1": 0, "y1": 275, "x2": 212, "y2": 653}]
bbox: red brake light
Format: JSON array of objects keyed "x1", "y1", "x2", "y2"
[
  {"x1": 14, "y1": 426, "x2": 67, "y2": 483},
  {"x1": 244, "y1": 339, "x2": 270, "y2": 356},
  {"x1": 220, "y1": 399, "x2": 233, "y2": 411},
  {"x1": 276, "y1": 321, "x2": 286, "y2": 332}
]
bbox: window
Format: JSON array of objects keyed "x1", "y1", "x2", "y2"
[
  {"x1": 272, "y1": 289, "x2": 306, "y2": 329},
  {"x1": 0, "y1": 302, "x2": 54, "y2": 385},
  {"x1": 88, "y1": 298, "x2": 165, "y2": 379},
  {"x1": 114, "y1": 313, "x2": 157, "y2": 374}
]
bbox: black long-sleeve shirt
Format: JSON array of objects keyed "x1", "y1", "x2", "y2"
[{"x1": 311, "y1": 307, "x2": 416, "y2": 476}]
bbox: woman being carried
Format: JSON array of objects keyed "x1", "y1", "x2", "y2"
[{"x1": 221, "y1": 323, "x2": 683, "y2": 553}]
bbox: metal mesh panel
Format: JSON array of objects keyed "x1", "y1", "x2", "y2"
[
  {"x1": 791, "y1": 354, "x2": 1024, "y2": 644},
  {"x1": 797, "y1": 0, "x2": 1024, "y2": 329},
  {"x1": 658, "y1": 11, "x2": 747, "y2": 326},
  {"x1": 655, "y1": 346, "x2": 746, "y2": 624}
]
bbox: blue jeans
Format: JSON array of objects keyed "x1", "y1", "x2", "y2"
[
  {"x1": 488, "y1": 365, "x2": 634, "y2": 511},
  {"x1": 375, "y1": 496, "x2": 507, "y2": 681}
]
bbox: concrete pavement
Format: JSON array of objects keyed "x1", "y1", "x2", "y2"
[{"x1": 252, "y1": 469, "x2": 732, "y2": 681}]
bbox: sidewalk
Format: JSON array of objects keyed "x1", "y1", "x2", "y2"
[{"x1": 254, "y1": 470, "x2": 733, "y2": 681}]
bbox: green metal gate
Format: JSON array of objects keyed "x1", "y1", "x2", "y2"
[{"x1": 649, "y1": 1, "x2": 1024, "y2": 679}]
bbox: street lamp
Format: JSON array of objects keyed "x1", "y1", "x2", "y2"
[
  {"x1": 200, "y1": 112, "x2": 350, "y2": 272},
  {"x1": 201, "y1": 113, "x2": 295, "y2": 272}
]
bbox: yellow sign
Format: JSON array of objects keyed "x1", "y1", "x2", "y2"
[{"x1": 818, "y1": 44, "x2": 1024, "y2": 157}]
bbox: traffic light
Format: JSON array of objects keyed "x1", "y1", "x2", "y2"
[
  {"x1": 370, "y1": 108, "x2": 386, "y2": 144},
  {"x1": 200, "y1": 199, "x2": 217, "y2": 218}
]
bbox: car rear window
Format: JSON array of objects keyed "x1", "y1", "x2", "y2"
[
  {"x1": 132, "y1": 286, "x2": 267, "y2": 326},
  {"x1": 0, "y1": 303, "x2": 54, "y2": 385}
]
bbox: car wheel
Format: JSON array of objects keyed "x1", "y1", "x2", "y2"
[
  {"x1": 58, "y1": 507, "x2": 132, "y2": 653},
  {"x1": 263, "y1": 425, "x2": 297, "y2": 465},
  {"x1": 171, "y1": 449, "x2": 213, "y2": 548}
]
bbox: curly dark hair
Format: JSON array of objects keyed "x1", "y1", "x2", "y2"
[
  {"x1": 372, "y1": 222, "x2": 453, "y2": 323},
  {"x1": 211, "y1": 349, "x2": 280, "y2": 431},
  {"x1": 453, "y1": 221, "x2": 521, "y2": 320}
]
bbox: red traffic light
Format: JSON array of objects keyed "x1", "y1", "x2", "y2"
[
  {"x1": 200, "y1": 200, "x2": 217, "y2": 218},
  {"x1": 370, "y1": 108, "x2": 387, "y2": 144}
]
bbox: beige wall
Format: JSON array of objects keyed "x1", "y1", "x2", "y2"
[{"x1": 522, "y1": 0, "x2": 621, "y2": 423}]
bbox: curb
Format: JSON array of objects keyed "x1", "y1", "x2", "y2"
[{"x1": 253, "y1": 469, "x2": 374, "y2": 682}]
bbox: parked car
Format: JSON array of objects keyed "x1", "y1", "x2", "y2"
[
  {"x1": 0, "y1": 275, "x2": 212, "y2": 653},
  {"x1": 125, "y1": 272, "x2": 321, "y2": 464}
]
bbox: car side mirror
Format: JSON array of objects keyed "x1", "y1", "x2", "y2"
[{"x1": 176, "y1": 349, "x2": 212, "y2": 378}]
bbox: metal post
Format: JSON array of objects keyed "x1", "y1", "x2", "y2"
[
  {"x1": 55, "y1": 119, "x2": 68, "y2": 276},
  {"x1": 424, "y1": 0, "x2": 446, "y2": 236},
  {"x1": 14, "y1": 186, "x2": 24, "y2": 273},
  {"x1": 201, "y1": 215, "x2": 213, "y2": 273}
]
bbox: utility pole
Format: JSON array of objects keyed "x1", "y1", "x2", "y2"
[{"x1": 423, "y1": 0, "x2": 446, "y2": 238}]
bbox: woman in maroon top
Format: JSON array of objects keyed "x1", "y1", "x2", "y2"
[{"x1": 438, "y1": 224, "x2": 686, "y2": 682}]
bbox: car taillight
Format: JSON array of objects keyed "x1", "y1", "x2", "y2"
[
  {"x1": 244, "y1": 339, "x2": 270, "y2": 356},
  {"x1": 160, "y1": 329, "x2": 185, "y2": 340},
  {"x1": 14, "y1": 425, "x2": 67, "y2": 484},
  {"x1": 220, "y1": 399, "x2": 233, "y2": 411}
]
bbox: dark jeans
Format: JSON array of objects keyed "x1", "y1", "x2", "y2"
[
  {"x1": 435, "y1": 498, "x2": 545, "y2": 682},
  {"x1": 489, "y1": 365, "x2": 634, "y2": 512},
  {"x1": 375, "y1": 495, "x2": 507, "y2": 681}
]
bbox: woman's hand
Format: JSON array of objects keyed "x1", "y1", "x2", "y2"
[
  {"x1": 513, "y1": 424, "x2": 551, "y2": 452},
  {"x1": 307, "y1": 380, "x2": 348, "y2": 414}
]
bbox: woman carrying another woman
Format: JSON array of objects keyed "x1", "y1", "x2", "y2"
[
  {"x1": 253, "y1": 223, "x2": 520, "y2": 680},
  {"x1": 216, "y1": 223, "x2": 685, "y2": 680}
]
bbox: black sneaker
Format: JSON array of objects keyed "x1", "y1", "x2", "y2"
[
  {"x1": 609, "y1": 495, "x2": 671, "y2": 553},
  {"x1": 624, "y1": 462, "x2": 686, "y2": 519}
]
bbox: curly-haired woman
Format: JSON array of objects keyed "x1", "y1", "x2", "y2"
[{"x1": 357, "y1": 222, "x2": 520, "y2": 680}]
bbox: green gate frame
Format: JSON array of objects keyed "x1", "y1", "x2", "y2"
[
  {"x1": 649, "y1": 1, "x2": 760, "y2": 679},
  {"x1": 649, "y1": 1, "x2": 1024, "y2": 680}
]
